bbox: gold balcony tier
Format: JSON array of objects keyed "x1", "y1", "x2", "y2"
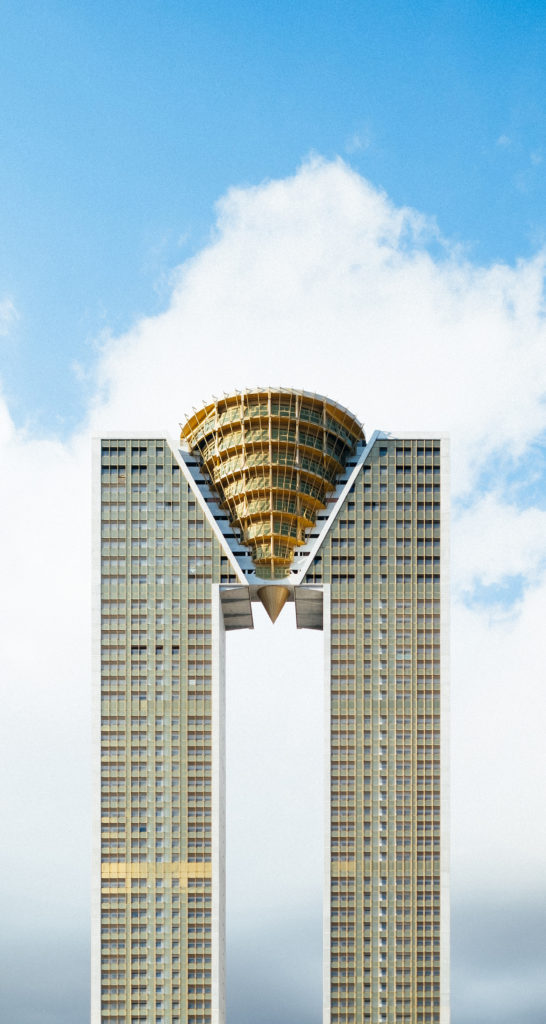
[{"x1": 181, "y1": 388, "x2": 365, "y2": 579}]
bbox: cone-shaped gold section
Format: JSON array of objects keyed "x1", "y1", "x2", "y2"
[
  {"x1": 257, "y1": 586, "x2": 291, "y2": 624},
  {"x1": 181, "y1": 388, "x2": 365, "y2": 579}
]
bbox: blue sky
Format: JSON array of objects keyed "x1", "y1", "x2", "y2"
[
  {"x1": 2, "y1": 0, "x2": 546, "y2": 431},
  {"x1": 2, "y1": 4, "x2": 546, "y2": 1023}
]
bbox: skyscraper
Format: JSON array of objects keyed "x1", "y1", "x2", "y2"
[{"x1": 92, "y1": 387, "x2": 449, "y2": 1024}]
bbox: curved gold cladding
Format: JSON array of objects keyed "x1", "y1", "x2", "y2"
[
  {"x1": 257, "y1": 585, "x2": 291, "y2": 623},
  {"x1": 181, "y1": 388, "x2": 365, "y2": 579}
]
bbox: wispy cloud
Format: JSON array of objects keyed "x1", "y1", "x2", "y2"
[
  {"x1": 345, "y1": 124, "x2": 372, "y2": 154},
  {"x1": 0, "y1": 297, "x2": 19, "y2": 336}
]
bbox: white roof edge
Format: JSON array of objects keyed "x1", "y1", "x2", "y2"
[
  {"x1": 166, "y1": 440, "x2": 248, "y2": 586},
  {"x1": 96, "y1": 433, "x2": 248, "y2": 586},
  {"x1": 292, "y1": 430, "x2": 386, "y2": 582},
  {"x1": 94, "y1": 431, "x2": 177, "y2": 439},
  {"x1": 378, "y1": 430, "x2": 450, "y2": 440},
  {"x1": 292, "y1": 429, "x2": 446, "y2": 583}
]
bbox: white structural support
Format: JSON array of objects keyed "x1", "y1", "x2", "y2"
[
  {"x1": 292, "y1": 431, "x2": 386, "y2": 583},
  {"x1": 90, "y1": 437, "x2": 103, "y2": 1024},
  {"x1": 322, "y1": 584, "x2": 332, "y2": 1024},
  {"x1": 440, "y1": 436, "x2": 451, "y2": 1024},
  {"x1": 211, "y1": 586, "x2": 226, "y2": 1024}
]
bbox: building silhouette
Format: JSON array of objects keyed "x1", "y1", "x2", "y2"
[{"x1": 92, "y1": 388, "x2": 449, "y2": 1024}]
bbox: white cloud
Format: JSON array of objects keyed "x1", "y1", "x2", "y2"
[
  {"x1": 453, "y1": 494, "x2": 546, "y2": 593},
  {"x1": 0, "y1": 393, "x2": 90, "y2": 925},
  {"x1": 451, "y1": 579, "x2": 546, "y2": 897},
  {"x1": 2, "y1": 157, "x2": 546, "y2": 969}
]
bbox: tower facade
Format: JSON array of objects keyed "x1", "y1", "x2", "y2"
[{"x1": 92, "y1": 389, "x2": 449, "y2": 1024}]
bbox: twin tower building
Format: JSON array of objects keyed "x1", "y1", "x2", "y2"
[{"x1": 93, "y1": 388, "x2": 449, "y2": 1024}]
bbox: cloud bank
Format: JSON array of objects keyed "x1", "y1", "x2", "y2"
[{"x1": 1, "y1": 157, "x2": 545, "y2": 1022}]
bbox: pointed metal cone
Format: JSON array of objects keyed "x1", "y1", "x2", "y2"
[{"x1": 257, "y1": 586, "x2": 291, "y2": 624}]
